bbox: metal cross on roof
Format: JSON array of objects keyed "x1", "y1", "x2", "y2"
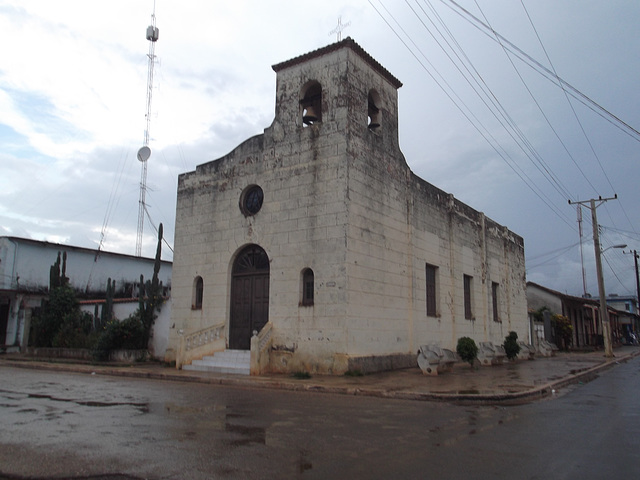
[{"x1": 329, "y1": 16, "x2": 351, "y2": 42}]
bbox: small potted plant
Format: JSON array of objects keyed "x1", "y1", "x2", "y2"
[
  {"x1": 503, "y1": 331, "x2": 521, "y2": 361},
  {"x1": 456, "y1": 337, "x2": 478, "y2": 368}
]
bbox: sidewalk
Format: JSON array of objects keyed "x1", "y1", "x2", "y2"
[{"x1": 1, "y1": 346, "x2": 639, "y2": 405}]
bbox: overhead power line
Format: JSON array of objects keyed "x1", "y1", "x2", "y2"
[
  {"x1": 414, "y1": 0, "x2": 575, "y2": 201},
  {"x1": 515, "y1": 0, "x2": 637, "y2": 237},
  {"x1": 440, "y1": 0, "x2": 640, "y2": 144},
  {"x1": 370, "y1": 0, "x2": 576, "y2": 230}
]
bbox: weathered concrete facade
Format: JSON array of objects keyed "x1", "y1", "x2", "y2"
[{"x1": 168, "y1": 38, "x2": 527, "y2": 373}]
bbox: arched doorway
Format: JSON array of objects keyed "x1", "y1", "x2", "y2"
[{"x1": 230, "y1": 245, "x2": 270, "y2": 350}]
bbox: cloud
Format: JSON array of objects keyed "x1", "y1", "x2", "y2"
[{"x1": 1, "y1": 0, "x2": 639, "y2": 293}]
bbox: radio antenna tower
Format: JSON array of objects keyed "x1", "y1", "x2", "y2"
[{"x1": 136, "y1": 4, "x2": 159, "y2": 257}]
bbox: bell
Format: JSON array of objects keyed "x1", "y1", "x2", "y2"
[
  {"x1": 303, "y1": 104, "x2": 319, "y2": 125},
  {"x1": 368, "y1": 101, "x2": 380, "y2": 129}
]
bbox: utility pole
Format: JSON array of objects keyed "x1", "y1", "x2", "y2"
[
  {"x1": 634, "y1": 251, "x2": 640, "y2": 313},
  {"x1": 634, "y1": 250, "x2": 640, "y2": 338},
  {"x1": 577, "y1": 205, "x2": 588, "y2": 296},
  {"x1": 624, "y1": 249, "x2": 640, "y2": 329},
  {"x1": 569, "y1": 195, "x2": 618, "y2": 357}
]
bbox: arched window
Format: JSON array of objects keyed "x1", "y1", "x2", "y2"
[
  {"x1": 300, "y1": 81, "x2": 322, "y2": 126},
  {"x1": 301, "y1": 268, "x2": 314, "y2": 306},
  {"x1": 192, "y1": 276, "x2": 203, "y2": 310},
  {"x1": 368, "y1": 89, "x2": 381, "y2": 130}
]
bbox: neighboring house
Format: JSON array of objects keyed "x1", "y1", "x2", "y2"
[
  {"x1": 0, "y1": 236, "x2": 172, "y2": 357},
  {"x1": 527, "y1": 282, "x2": 623, "y2": 349},
  {"x1": 606, "y1": 294, "x2": 639, "y2": 343},
  {"x1": 168, "y1": 38, "x2": 528, "y2": 374}
]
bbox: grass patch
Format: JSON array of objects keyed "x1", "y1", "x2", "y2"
[
  {"x1": 292, "y1": 371, "x2": 311, "y2": 379},
  {"x1": 344, "y1": 369, "x2": 364, "y2": 377}
]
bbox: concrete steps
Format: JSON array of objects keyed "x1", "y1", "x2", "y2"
[{"x1": 183, "y1": 349, "x2": 250, "y2": 375}]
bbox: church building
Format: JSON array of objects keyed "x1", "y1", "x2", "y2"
[{"x1": 167, "y1": 38, "x2": 527, "y2": 374}]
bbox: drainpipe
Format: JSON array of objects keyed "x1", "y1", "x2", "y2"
[
  {"x1": 12, "y1": 294, "x2": 23, "y2": 346},
  {"x1": 7, "y1": 237, "x2": 19, "y2": 289},
  {"x1": 6, "y1": 238, "x2": 20, "y2": 346}
]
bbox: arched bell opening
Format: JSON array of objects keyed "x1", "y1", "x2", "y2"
[
  {"x1": 300, "y1": 81, "x2": 323, "y2": 126},
  {"x1": 368, "y1": 89, "x2": 381, "y2": 130}
]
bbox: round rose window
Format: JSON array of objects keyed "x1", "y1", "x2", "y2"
[{"x1": 240, "y1": 185, "x2": 264, "y2": 216}]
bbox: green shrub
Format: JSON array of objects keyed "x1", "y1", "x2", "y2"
[
  {"x1": 31, "y1": 284, "x2": 85, "y2": 348},
  {"x1": 92, "y1": 310, "x2": 147, "y2": 361},
  {"x1": 503, "y1": 331, "x2": 521, "y2": 360},
  {"x1": 456, "y1": 337, "x2": 478, "y2": 367},
  {"x1": 31, "y1": 254, "x2": 94, "y2": 349},
  {"x1": 51, "y1": 311, "x2": 94, "y2": 349}
]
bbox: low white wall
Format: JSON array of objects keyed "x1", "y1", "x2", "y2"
[{"x1": 80, "y1": 297, "x2": 172, "y2": 360}]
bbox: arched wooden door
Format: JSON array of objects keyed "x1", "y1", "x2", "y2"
[{"x1": 229, "y1": 245, "x2": 270, "y2": 350}]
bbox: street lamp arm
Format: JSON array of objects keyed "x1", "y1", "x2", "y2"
[{"x1": 602, "y1": 244, "x2": 627, "y2": 253}]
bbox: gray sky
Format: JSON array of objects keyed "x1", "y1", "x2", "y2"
[{"x1": 1, "y1": 0, "x2": 639, "y2": 298}]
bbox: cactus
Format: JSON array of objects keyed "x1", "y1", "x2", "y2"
[
  {"x1": 138, "y1": 223, "x2": 164, "y2": 345},
  {"x1": 49, "y1": 251, "x2": 69, "y2": 290},
  {"x1": 100, "y1": 278, "x2": 115, "y2": 329}
]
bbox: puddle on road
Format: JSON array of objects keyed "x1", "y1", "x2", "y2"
[
  {"x1": 298, "y1": 449, "x2": 313, "y2": 473},
  {"x1": 17, "y1": 408, "x2": 39, "y2": 414},
  {"x1": 26, "y1": 392, "x2": 149, "y2": 413},
  {"x1": 225, "y1": 423, "x2": 266, "y2": 446}
]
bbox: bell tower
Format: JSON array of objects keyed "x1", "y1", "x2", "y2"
[{"x1": 268, "y1": 37, "x2": 405, "y2": 167}]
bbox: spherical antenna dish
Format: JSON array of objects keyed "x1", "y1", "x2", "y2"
[{"x1": 137, "y1": 146, "x2": 151, "y2": 162}]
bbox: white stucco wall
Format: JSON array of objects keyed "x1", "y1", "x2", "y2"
[
  {"x1": 0, "y1": 237, "x2": 171, "y2": 295},
  {"x1": 526, "y1": 283, "x2": 563, "y2": 315},
  {"x1": 0, "y1": 236, "x2": 172, "y2": 352},
  {"x1": 79, "y1": 297, "x2": 172, "y2": 359}
]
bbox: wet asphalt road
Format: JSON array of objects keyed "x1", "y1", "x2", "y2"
[{"x1": 1, "y1": 357, "x2": 639, "y2": 479}]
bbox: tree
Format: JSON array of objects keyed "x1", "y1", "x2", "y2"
[
  {"x1": 552, "y1": 314, "x2": 573, "y2": 350},
  {"x1": 532, "y1": 306, "x2": 549, "y2": 323}
]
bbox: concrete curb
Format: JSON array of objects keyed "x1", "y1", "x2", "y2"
[{"x1": 1, "y1": 349, "x2": 638, "y2": 404}]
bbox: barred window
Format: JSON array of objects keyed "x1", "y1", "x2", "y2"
[
  {"x1": 464, "y1": 275, "x2": 473, "y2": 320},
  {"x1": 193, "y1": 276, "x2": 203, "y2": 310},
  {"x1": 492, "y1": 282, "x2": 500, "y2": 322},
  {"x1": 426, "y1": 264, "x2": 438, "y2": 317},
  {"x1": 301, "y1": 268, "x2": 314, "y2": 306}
]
